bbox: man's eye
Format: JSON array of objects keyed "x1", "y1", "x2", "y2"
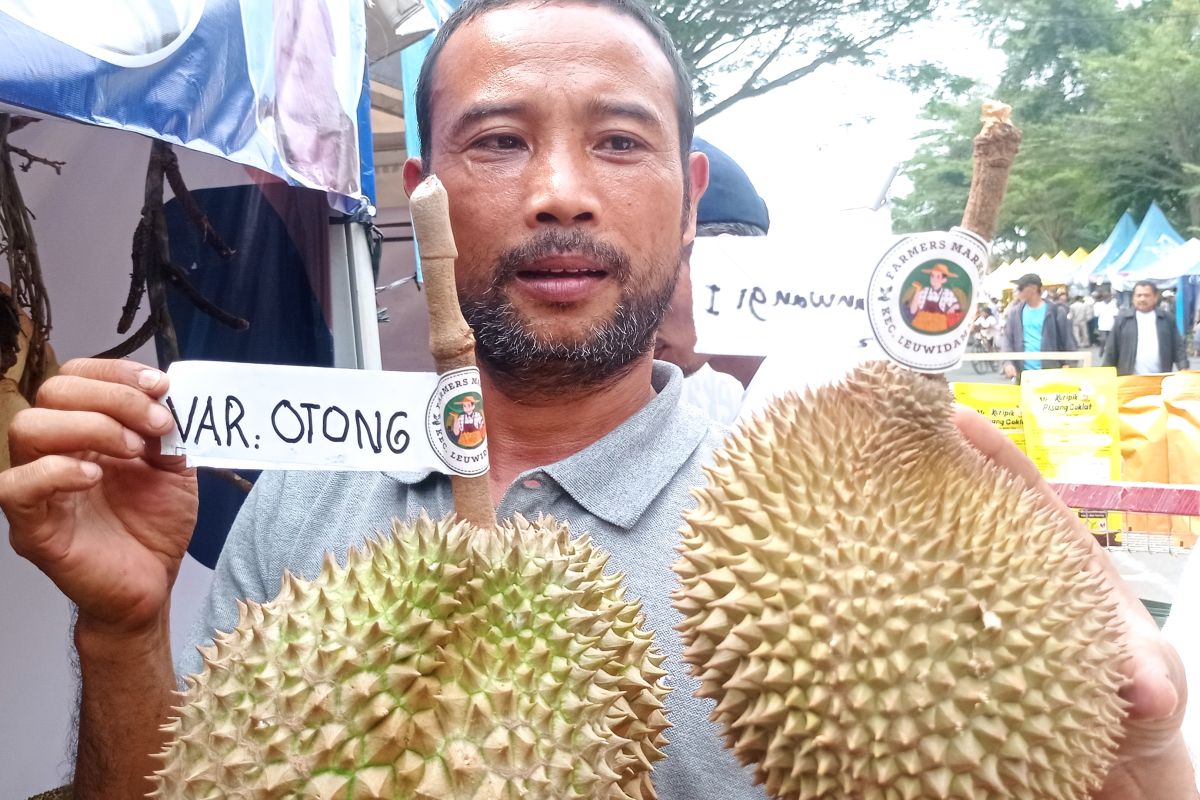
[
  {"x1": 476, "y1": 134, "x2": 524, "y2": 150},
  {"x1": 604, "y1": 136, "x2": 638, "y2": 152}
]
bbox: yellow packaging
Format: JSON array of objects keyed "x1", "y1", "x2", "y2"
[
  {"x1": 951, "y1": 382, "x2": 1024, "y2": 452},
  {"x1": 1022, "y1": 367, "x2": 1122, "y2": 534},
  {"x1": 1116, "y1": 375, "x2": 1171, "y2": 534},
  {"x1": 1162, "y1": 372, "x2": 1200, "y2": 547}
]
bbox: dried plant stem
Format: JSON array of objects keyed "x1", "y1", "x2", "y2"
[
  {"x1": 960, "y1": 101, "x2": 1022, "y2": 242},
  {"x1": 95, "y1": 140, "x2": 251, "y2": 494},
  {"x1": 0, "y1": 113, "x2": 55, "y2": 404},
  {"x1": 409, "y1": 176, "x2": 496, "y2": 531},
  {"x1": 98, "y1": 140, "x2": 247, "y2": 363}
]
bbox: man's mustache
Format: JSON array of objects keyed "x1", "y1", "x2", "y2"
[{"x1": 491, "y1": 229, "x2": 631, "y2": 286}]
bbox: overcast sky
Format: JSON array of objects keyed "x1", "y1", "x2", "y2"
[{"x1": 695, "y1": 12, "x2": 1007, "y2": 237}]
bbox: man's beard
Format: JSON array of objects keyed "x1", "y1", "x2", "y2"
[{"x1": 460, "y1": 228, "x2": 679, "y2": 398}]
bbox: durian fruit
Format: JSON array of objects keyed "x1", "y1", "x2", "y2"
[
  {"x1": 673, "y1": 361, "x2": 1127, "y2": 800},
  {"x1": 155, "y1": 514, "x2": 669, "y2": 800}
]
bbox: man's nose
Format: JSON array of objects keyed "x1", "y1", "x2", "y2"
[{"x1": 524, "y1": 146, "x2": 599, "y2": 227}]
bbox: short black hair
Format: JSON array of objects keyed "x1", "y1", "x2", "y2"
[
  {"x1": 1133, "y1": 280, "x2": 1160, "y2": 295},
  {"x1": 1016, "y1": 273, "x2": 1042, "y2": 290},
  {"x1": 414, "y1": 0, "x2": 694, "y2": 170}
]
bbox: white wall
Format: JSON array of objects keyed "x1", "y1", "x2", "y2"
[{"x1": 0, "y1": 114, "x2": 243, "y2": 797}]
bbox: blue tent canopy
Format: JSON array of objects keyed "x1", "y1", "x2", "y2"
[
  {"x1": 1105, "y1": 201, "x2": 1185, "y2": 289},
  {"x1": 1079, "y1": 211, "x2": 1137, "y2": 283}
]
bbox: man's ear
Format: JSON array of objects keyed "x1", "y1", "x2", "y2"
[
  {"x1": 403, "y1": 157, "x2": 425, "y2": 197},
  {"x1": 683, "y1": 150, "x2": 710, "y2": 247}
]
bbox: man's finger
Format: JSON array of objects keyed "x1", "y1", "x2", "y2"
[
  {"x1": 952, "y1": 405, "x2": 1113, "y2": 560},
  {"x1": 35, "y1": 374, "x2": 176, "y2": 438},
  {"x1": 9, "y1": 408, "x2": 148, "y2": 466},
  {"x1": 0, "y1": 454, "x2": 101, "y2": 532},
  {"x1": 952, "y1": 404, "x2": 1163, "y2": 665},
  {"x1": 142, "y1": 435, "x2": 194, "y2": 475},
  {"x1": 57, "y1": 358, "x2": 169, "y2": 398}
]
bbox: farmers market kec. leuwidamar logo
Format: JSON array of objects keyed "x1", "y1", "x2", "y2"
[
  {"x1": 867, "y1": 229, "x2": 986, "y2": 373},
  {"x1": 426, "y1": 368, "x2": 489, "y2": 476}
]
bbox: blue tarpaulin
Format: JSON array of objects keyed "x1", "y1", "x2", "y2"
[{"x1": 0, "y1": 0, "x2": 370, "y2": 209}]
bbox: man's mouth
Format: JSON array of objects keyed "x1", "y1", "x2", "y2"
[{"x1": 512, "y1": 256, "x2": 611, "y2": 303}]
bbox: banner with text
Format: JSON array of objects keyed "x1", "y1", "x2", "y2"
[{"x1": 161, "y1": 361, "x2": 488, "y2": 475}]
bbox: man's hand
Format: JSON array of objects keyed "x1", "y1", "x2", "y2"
[
  {"x1": 1, "y1": 358, "x2": 197, "y2": 638},
  {"x1": 1002, "y1": 362, "x2": 1017, "y2": 380},
  {"x1": 954, "y1": 406, "x2": 1195, "y2": 799}
]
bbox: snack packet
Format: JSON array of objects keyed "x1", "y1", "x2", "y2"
[
  {"x1": 951, "y1": 382, "x2": 1024, "y2": 452},
  {"x1": 1116, "y1": 375, "x2": 1170, "y2": 535},
  {"x1": 1163, "y1": 372, "x2": 1200, "y2": 547},
  {"x1": 1022, "y1": 367, "x2": 1121, "y2": 536}
]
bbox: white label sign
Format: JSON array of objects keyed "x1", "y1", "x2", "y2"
[
  {"x1": 690, "y1": 233, "x2": 894, "y2": 358},
  {"x1": 160, "y1": 361, "x2": 489, "y2": 475}
]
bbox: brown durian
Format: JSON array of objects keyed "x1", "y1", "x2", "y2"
[
  {"x1": 672, "y1": 361, "x2": 1127, "y2": 799},
  {"x1": 154, "y1": 514, "x2": 669, "y2": 800}
]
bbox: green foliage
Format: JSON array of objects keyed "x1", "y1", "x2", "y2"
[
  {"x1": 652, "y1": 0, "x2": 936, "y2": 124},
  {"x1": 894, "y1": 0, "x2": 1200, "y2": 256}
]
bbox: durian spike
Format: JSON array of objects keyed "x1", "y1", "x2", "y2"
[
  {"x1": 410, "y1": 174, "x2": 497, "y2": 530},
  {"x1": 960, "y1": 100, "x2": 1021, "y2": 242}
]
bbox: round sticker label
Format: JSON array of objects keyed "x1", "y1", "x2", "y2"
[
  {"x1": 867, "y1": 228, "x2": 987, "y2": 373},
  {"x1": 426, "y1": 367, "x2": 489, "y2": 476}
]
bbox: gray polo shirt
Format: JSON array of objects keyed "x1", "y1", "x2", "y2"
[{"x1": 178, "y1": 361, "x2": 767, "y2": 799}]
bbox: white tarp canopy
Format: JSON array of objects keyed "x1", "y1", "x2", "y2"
[{"x1": 983, "y1": 248, "x2": 1089, "y2": 297}]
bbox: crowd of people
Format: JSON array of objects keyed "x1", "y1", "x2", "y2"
[{"x1": 969, "y1": 274, "x2": 1192, "y2": 378}]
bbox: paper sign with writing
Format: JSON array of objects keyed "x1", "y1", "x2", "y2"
[
  {"x1": 160, "y1": 361, "x2": 489, "y2": 475},
  {"x1": 690, "y1": 233, "x2": 891, "y2": 358}
]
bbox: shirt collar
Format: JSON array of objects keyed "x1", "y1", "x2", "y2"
[{"x1": 386, "y1": 361, "x2": 719, "y2": 529}]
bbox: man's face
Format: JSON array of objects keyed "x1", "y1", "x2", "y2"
[
  {"x1": 930, "y1": 271, "x2": 947, "y2": 289},
  {"x1": 405, "y1": 2, "x2": 707, "y2": 395},
  {"x1": 1133, "y1": 285, "x2": 1158, "y2": 312},
  {"x1": 1018, "y1": 284, "x2": 1041, "y2": 304}
]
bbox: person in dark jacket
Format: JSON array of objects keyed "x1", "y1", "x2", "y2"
[
  {"x1": 1001, "y1": 273, "x2": 1077, "y2": 380},
  {"x1": 1102, "y1": 280, "x2": 1188, "y2": 375}
]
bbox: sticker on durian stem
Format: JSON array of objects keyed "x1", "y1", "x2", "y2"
[
  {"x1": 426, "y1": 366, "x2": 489, "y2": 477},
  {"x1": 866, "y1": 227, "x2": 986, "y2": 373}
]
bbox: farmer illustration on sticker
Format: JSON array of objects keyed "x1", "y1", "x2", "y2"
[
  {"x1": 902, "y1": 261, "x2": 970, "y2": 334},
  {"x1": 446, "y1": 392, "x2": 486, "y2": 449}
]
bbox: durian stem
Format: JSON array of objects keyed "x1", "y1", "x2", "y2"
[
  {"x1": 960, "y1": 101, "x2": 1022, "y2": 242},
  {"x1": 409, "y1": 175, "x2": 497, "y2": 531}
]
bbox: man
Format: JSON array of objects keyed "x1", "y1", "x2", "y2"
[
  {"x1": 1084, "y1": 288, "x2": 1097, "y2": 344},
  {"x1": 1069, "y1": 293, "x2": 1090, "y2": 349},
  {"x1": 0, "y1": 2, "x2": 1192, "y2": 798},
  {"x1": 907, "y1": 262, "x2": 963, "y2": 333},
  {"x1": 655, "y1": 136, "x2": 768, "y2": 424},
  {"x1": 1001, "y1": 272, "x2": 1077, "y2": 380},
  {"x1": 1095, "y1": 286, "x2": 1119, "y2": 350},
  {"x1": 1103, "y1": 280, "x2": 1188, "y2": 375},
  {"x1": 972, "y1": 305, "x2": 998, "y2": 349}
]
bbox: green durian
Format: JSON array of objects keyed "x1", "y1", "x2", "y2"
[
  {"x1": 155, "y1": 514, "x2": 669, "y2": 800},
  {"x1": 673, "y1": 361, "x2": 1127, "y2": 800}
]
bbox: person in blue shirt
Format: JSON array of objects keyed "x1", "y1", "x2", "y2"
[{"x1": 1001, "y1": 272, "x2": 1077, "y2": 380}]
